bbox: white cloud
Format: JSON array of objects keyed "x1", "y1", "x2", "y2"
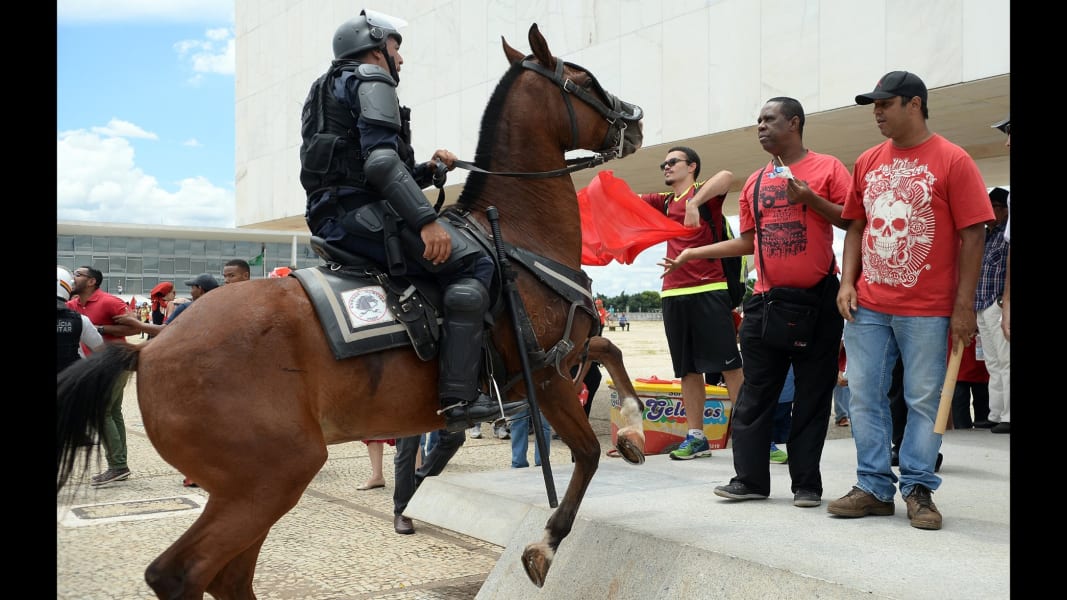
[
  {"x1": 204, "y1": 27, "x2": 230, "y2": 41},
  {"x1": 57, "y1": 0, "x2": 234, "y2": 24},
  {"x1": 182, "y1": 138, "x2": 202, "y2": 147},
  {"x1": 585, "y1": 243, "x2": 667, "y2": 297},
  {"x1": 175, "y1": 31, "x2": 235, "y2": 76},
  {"x1": 90, "y1": 118, "x2": 158, "y2": 140},
  {"x1": 57, "y1": 127, "x2": 235, "y2": 228}
]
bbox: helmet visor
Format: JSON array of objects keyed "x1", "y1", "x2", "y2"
[{"x1": 362, "y1": 9, "x2": 407, "y2": 43}]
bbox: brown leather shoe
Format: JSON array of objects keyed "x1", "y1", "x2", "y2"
[
  {"x1": 827, "y1": 486, "x2": 895, "y2": 517},
  {"x1": 905, "y1": 485, "x2": 942, "y2": 530},
  {"x1": 393, "y1": 515, "x2": 415, "y2": 535}
]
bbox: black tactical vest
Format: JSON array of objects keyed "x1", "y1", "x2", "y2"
[
  {"x1": 299, "y1": 61, "x2": 416, "y2": 198},
  {"x1": 57, "y1": 303, "x2": 83, "y2": 374}
]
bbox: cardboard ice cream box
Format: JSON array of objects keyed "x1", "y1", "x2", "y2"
[{"x1": 607, "y1": 376, "x2": 732, "y2": 454}]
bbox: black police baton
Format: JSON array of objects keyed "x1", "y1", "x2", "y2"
[{"x1": 486, "y1": 206, "x2": 558, "y2": 508}]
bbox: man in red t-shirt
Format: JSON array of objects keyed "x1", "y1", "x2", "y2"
[
  {"x1": 634, "y1": 146, "x2": 738, "y2": 462},
  {"x1": 662, "y1": 97, "x2": 850, "y2": 508},
  {"x1": 830, "y1": 71, "x2": 993, "y2": 531},
  {"x1": 66, "y1": 266, "x2": 140, "y2": 486}
]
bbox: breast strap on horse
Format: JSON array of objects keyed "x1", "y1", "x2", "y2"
[{"x1": 445, "y1": 208, "x2": 599, "y2": 380}]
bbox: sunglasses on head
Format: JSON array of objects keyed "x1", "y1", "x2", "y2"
[{"x1": 659, "y1": 157, "x2": 689, "y2": 170}]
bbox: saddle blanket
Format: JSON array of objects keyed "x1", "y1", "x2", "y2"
[{"x1": 293, "y1": 266, "x2": 441, "y2": 361}]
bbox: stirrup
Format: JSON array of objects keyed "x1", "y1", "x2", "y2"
[{"x1": 438, "y1": 394, "x2": 524, "y2": 432}]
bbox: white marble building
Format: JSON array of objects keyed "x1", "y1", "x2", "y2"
[{"x1": 234, "y1": 0, "x2": 1010, "y2": 230}]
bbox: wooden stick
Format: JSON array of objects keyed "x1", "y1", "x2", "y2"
[{"x1": 933, "y1": 337, "x2": 964, "y2": 434}]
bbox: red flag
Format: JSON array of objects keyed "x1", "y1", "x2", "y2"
[{"x1": 577, "y1": 170, "x2": 692, "y2": 265}]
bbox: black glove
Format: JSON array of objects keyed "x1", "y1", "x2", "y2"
[{"x1": 432, "y1": 161, "x2": 448, "y2": 188}]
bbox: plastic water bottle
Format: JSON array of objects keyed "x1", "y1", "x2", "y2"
[{"x1": 974, "y1": 334, "x2": 984, "y2": 361}]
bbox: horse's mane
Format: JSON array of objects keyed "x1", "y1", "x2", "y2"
[{"x1": 454, "y1": 60, "x2": 525, "y2": 209}]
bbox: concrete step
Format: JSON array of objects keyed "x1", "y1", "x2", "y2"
[{"x1": 405, "y1": 430, "x2": 1010, "y2": 599}]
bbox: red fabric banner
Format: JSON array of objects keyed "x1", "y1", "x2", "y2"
[{"x1": 577, "y1": 170, "x2": 692, "y2": 266}]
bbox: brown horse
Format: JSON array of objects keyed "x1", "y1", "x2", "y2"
[{"x1": 57, "y1": 23, "x2": 646, "y2": 598}]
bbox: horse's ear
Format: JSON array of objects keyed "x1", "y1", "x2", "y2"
[
  {"x1": 528, "y1": 23, "x2": 556, "y2": 70},
  {"x1": 502, "y1": 35, "x2": 524, "y2": 65}
]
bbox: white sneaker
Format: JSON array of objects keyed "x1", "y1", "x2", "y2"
[
  {"x1": 494, "y1": 422, "x2": 510, "y2": 439},
  {"x1": 467, "y1": 425, "x2": 482, "y2": 439}
]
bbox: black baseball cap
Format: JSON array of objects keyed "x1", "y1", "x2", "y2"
[
  {"x1": 856, "y1": 71, "x2": 928, "y2": 105},
  {"x1": 988, "y1": 187, "x2": 1009, "y2": 206},
  {"x1": 184, "y1": 273, "x2": 219, "y2": 292},
  {"x1": 991, "y1": 115, "x2": 1010, "y2": 134}
]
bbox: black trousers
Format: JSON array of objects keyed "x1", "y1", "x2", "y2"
[
  {"x1": 393, "y1": 428, "x2": 465, "y2": 516},
  {"x1": 731, "y1": 277, "x2": 843, "y2": 496},
  {"x1": 574, "y1": 362, "x2": 603, "y2": 418},
  {"x1": 951, "y1": 382, "x2": 990, "y2": 428}
]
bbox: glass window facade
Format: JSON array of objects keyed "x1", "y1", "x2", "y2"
[{"x1": 57, "y1": 227, "x2": 321, "y2": 298}]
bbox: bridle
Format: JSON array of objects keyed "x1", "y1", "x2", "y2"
[{"x1": 451, "y1": 55, "x2": 643, "y2": 181}]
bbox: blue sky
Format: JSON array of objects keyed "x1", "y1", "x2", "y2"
[
  {"x1": 52, "y1": 0, "x2": 671, "y2": 296},
  {"x1": 57, "y1": 0, "x2": 236, "y2": 228}
]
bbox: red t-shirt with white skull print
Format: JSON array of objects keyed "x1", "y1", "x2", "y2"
[{"x1": 843, "y1": 134, "x2": 993, "y2": 317}]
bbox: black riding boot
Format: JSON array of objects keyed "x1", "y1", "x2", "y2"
[{"x1": 438, "y1": 279, "x2": 524, "y2": 432}]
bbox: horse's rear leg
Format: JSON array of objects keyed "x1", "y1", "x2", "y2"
[
  {"x1": 145, "y1": 452, "x2": 325, "y2": 599},
  {"x1": 204, "y1": 538, "x2": 267, "y2": 600},
  {"x1": 145, "y1": 497, "x2": 291, "y2": 600}
]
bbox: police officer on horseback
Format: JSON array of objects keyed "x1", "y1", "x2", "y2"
[{"x1": 301, "y1": 10, "x2": 521, "y2": 432}]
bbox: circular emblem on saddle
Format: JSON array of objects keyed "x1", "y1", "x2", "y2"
[{"x1": 345, "y1": 287, "x2": 390, "y2": 325}]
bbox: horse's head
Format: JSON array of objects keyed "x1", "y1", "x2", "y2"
[{"x1": 502, "y1": 24, "x2": 643, "y2": 160}]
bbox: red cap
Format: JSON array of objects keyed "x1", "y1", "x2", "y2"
[{"x1": 150, "y1": 282, "x2": 174, "y2": 298}]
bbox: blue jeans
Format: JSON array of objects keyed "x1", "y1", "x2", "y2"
[
  {"x1": 833, "y1": 385, "x2": 851, "y2": 421},
  {"x1": 509, "y1": 407, "x2": 551, "y2": 468},
  {"x1": 843, "y1": 307, "x2": 948, "y2": 501},
  {"x1": 772, "y1": 365, "x2": 795, "y2": 444},
  {"x1": 420, "y1": 430, "x2": 440, "y2": 460}
]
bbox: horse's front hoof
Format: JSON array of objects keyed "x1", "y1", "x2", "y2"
[
  {"x1": 521, "y1": 542, "x2": 553, "y2": 588},
  {"x1": 615, "y1": 435, "x2": 645, "y2": 465}
]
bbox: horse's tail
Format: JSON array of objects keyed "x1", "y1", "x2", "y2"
[{"x1": 57, "y1": 342, "x2": 141, "y2": 494}]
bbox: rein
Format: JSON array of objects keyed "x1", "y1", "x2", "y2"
[
  {"x1": 446, "y1": 54, "x2": 640, "y2": 182},
  {"x1": 431, "y1": 53, "x2": 628, "y2": 378},
  {"x1": 451, "y1": 153, "x2": 613, "y2": 180}
]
